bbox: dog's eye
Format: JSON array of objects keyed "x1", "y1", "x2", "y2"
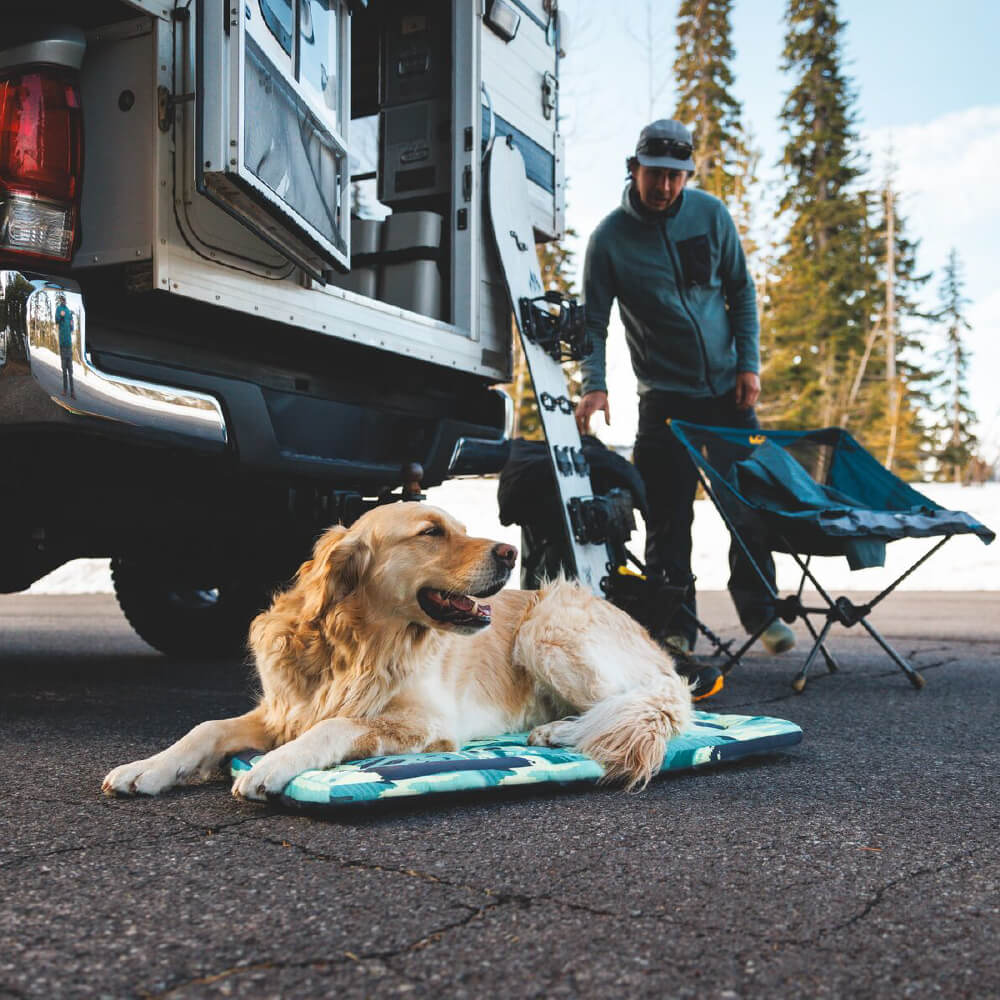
[{"x1": 419, "y1": 524, "x2": 444, "y2": 537}]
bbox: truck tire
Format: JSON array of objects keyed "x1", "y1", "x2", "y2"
[{"x1": 111, "y1": 558, "x2": 274, "y2": 659}]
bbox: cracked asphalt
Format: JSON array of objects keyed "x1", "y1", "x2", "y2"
[{"x1": 1, "y1": 591, "x2": 997, "y2": 999}]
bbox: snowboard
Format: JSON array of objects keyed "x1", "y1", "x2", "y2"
[{"x1": 486, "y1": 138, "x2": 609, "y2": 594}]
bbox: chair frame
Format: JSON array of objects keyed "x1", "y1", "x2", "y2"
[{"x1": 690, "y1": 461, "x2": 955, "y2": 692}]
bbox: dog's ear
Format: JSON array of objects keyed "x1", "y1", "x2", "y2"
[
  {"x1": 298, "y1": 525, "x2": 372, "y2": 620},
  {"x1": 326, "y1": 536, "x2": 373, "y2": 604},
  {"x1": 294, "y1": 525, "x2": 347, "y2": 585}
]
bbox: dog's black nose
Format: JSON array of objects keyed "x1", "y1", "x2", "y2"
[{"x1": 493, "y1": 542, "x2": 517, "y2": 568}]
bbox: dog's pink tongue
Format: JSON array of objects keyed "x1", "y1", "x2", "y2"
[{"x1": 450, "y1": 594, "x2": 475, "y2": 612}]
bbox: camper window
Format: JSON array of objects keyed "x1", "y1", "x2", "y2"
[{"x1": 259, "y1": 0, "x2": 293, "y2": 55}]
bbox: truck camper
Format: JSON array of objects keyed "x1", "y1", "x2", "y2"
[{"x1": 0, "y1": 0, "x2": 566, "y2": 656}]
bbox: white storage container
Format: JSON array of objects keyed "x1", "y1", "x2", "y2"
[
  {"x1": 379, "y1": 211, "x2": 444, "y2": 320},
  {"x1": 327, "y1": 218, "x2": 382, "y2": 297}
]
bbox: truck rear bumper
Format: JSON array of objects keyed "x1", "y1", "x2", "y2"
[{"x1": 0, "y1": 270, "x2": 228, "y2": 444}]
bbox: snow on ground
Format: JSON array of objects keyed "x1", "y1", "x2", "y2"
[{"x1": 26, "y1": 480, "x2": 1000, "y2": 595}]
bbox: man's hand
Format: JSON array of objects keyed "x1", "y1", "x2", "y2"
[
  {"x1": 575, "y1": 390, "x2": 610, "y2": 434},
  {"x1": 734, "y1": 372, "x2": 760, "y2": 410}
]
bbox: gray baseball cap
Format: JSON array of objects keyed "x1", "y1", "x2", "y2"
[{"x1": 634, "y1": 119, "x2": 695, "y2": 171}]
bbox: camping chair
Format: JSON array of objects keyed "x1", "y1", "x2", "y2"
[{"x1": 669, "y1": 420, "x2": 995, "y2": 692}]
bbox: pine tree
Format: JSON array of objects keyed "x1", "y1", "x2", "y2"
[
  {"x1": 872, "y1": 179, "x2": 935, "y2": 476},
  {"x1": 838, "y1": 179, "x2": 935, "y2": 477},
  {"x1": 762, "y1": 0, "x2": 874, "y2": 433},
  {"x1": 672, "y1": 0, "x2": 754, "y2": 205},
  {"x1": 931, "y1": 249, "x2": 978, "y2": 482}
]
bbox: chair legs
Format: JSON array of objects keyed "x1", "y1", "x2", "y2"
[
  {"x1": 779, "y1": 553, "x2": 926, "y2": 693},
  {"x1": 858, "y1": 617, "x2": 925, "y2": 690},
  {"x1": 720, "y1": 616, "x2": 774, "y2": 675},
  {"x1": 722, "y1": 591, "x2": 924, "y2": 693},
  {"x1": 800, "y1": 615, "x2": 840, "y2": 673},
  {"x1": 721, "y1": 607, "x2": 841, "y2": 681},
  {"x1": 791, "y1": 618, "x2": 835, "y2": 692},
  {"x1": 783, "y1": 600, "x2": 925, "y2": 693}
]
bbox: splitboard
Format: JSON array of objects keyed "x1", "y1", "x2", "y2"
[
  {"x1": 487, "y1": 139, "x2": 609, "y2": 594},
  {"x1": 230, "y1": 711, "x2": 803, "y2": 809}
]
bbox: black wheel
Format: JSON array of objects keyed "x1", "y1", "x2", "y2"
[{"x1": 111, "y1": 558, "x2": 276, "y2": 659}]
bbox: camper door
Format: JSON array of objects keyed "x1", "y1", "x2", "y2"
[{"x1": 197, "y1": 0, "x2": 352, "y2": 278}]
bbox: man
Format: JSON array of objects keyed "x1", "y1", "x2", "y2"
[
  {"x1": 576, "y1": 119, "x2": 795, "y2": 693},
  {"x1": 55, "y1": 296, "x2": 75, "y2": 399}
]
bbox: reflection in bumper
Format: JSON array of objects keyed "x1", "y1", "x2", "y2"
[{"x1": 0, "y1": 270, "x2": 227, "y2": 444}]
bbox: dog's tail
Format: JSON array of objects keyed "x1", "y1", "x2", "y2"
[{"x1": 569, "y1": 675, "x2": 693, "y2": 791}]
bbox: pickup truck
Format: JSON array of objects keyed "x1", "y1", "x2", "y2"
[{"x1": 0, "y1": 0, "x2": 566, "y2": 655}]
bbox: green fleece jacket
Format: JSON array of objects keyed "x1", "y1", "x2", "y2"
[{"x1": 581, "y1": 183, "x2": 759, "y2": 398}]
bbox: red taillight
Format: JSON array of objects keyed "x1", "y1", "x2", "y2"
[{"x1": 0, "y1": 69, "x2": 82, "y2": 262}]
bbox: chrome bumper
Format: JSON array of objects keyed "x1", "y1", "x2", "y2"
[{"x1": 0, "y1": 271, "x2": 227, "y2": 444}]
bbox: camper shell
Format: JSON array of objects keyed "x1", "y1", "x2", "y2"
[{"x1": 0, "y1": 0, "x2": 565, "y2": 655}]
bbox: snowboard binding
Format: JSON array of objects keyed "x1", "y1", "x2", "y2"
[{"x1": 518, "y1": 290, "x2": 591, "y2": 363}]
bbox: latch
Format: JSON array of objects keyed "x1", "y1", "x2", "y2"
[
  {"x1": 158, "y1": 86, "x2": 195, "y2": 133},
  {"x1": 541, "y1": 71, "x2": 557, "y2": 121}
]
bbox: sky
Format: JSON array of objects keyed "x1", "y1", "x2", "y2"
[{"x1": 556, "y1": 0, "x2": 1000, "y2": 464}]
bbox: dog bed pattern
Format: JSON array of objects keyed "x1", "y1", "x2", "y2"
[{"x1": 229, "y1": 711, "x2": 802, "y2": 808}]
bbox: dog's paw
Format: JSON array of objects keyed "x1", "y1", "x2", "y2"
[
  {"x1": 528, "y1": 718, "x2": 579, "y2": 749},
  {"x1": 102, "y1": 758, "x2": 177, "y2": 796},
  {"x1": 231, "y1": 748, "x2": 306, "y2": 802}
]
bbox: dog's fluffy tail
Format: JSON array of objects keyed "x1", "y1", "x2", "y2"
[{"x1": 569, "y1": 675, "x2": 693, "y2": 791}]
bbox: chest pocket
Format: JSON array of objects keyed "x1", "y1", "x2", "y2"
[{"x1": 675, "y1": 234, "x2": 713, "y2": 288}]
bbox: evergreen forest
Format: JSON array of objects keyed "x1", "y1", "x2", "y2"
[{"x1": 504, "y1": 0, "x2": 984, "y2": 483}]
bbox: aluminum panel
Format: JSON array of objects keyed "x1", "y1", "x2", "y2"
[
  {"x1": 161, "y1": 243, "x2": 510, "y2": 381},
  {"x1": 75, "y1": 20, "x2": 156, "y2": 268}
]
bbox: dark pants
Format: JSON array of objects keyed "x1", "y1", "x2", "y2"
[
  {"x1": 60, "y1": 350, "x2": 75, "y2": 397},
  {"x1": 633, "y1": 390, "x2": 777, "y2": 648}
]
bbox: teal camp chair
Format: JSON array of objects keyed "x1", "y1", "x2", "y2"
[{"x1": 669, "y1": 421, "x2": 995, "y2": 691}]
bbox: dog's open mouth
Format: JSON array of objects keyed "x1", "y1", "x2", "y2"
[{"x1": 417, "y1": 588, "x2": 493, "y2": 629}]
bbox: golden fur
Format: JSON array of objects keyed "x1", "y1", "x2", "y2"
[{"x1": 103, "y1": 502, "x2": 692, "y2": 797}]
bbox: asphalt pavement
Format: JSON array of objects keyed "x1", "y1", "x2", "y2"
[{"x1": 1, "y1": 591, "x2": 998, "y2": 999}]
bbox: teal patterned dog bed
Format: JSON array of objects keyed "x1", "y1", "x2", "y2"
[{"x1": 229, "y1": 711, "x2": 802, "y2": 808}]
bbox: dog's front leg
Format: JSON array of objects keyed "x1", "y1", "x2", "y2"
[
  {"x1": 103, "y1": 709, "x2": 274, "y2": 796},
  {"x1": 231, "y1": 714, "x2": 439, "y2": 801}
]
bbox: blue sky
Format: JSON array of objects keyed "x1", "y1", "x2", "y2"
[
  {"x1": 733, "y1": 0, "x2": 999, "y2": 141},
  {"x1": 559, "y1": 0, "x2": 1000, "y2": 462}
]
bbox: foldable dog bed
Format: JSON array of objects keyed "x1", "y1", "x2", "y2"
[{"x1": 229, "y1": 711, "x2": 802, "y2": 808}]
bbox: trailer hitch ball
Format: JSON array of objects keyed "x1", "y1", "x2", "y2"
[{"x1": 402, "y1": 462, "x2": 425, "y2": 502}]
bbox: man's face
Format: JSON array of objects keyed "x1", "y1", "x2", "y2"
[{"x1": 631, "y1": 164, "x2": 688, "y2": 212}]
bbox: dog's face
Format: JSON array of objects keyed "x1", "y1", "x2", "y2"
[{"x1": 303, "y1": 503, "x2": 517, "y2": 634}]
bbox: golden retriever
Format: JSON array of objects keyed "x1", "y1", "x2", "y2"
[{"x1": 103, "y1": 502, "x2": 692, "y2": 797}]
